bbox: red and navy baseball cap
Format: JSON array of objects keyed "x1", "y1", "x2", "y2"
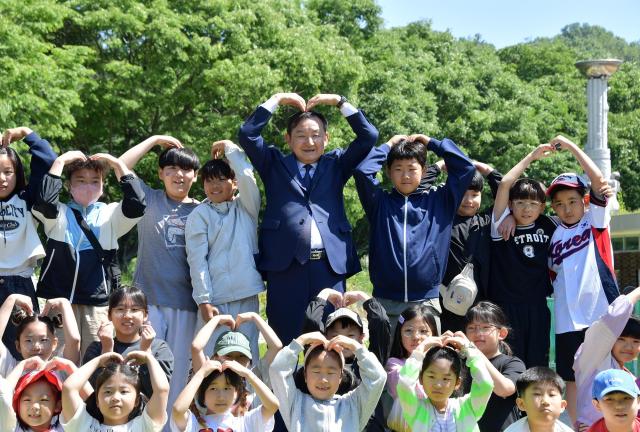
[
  {"x1": 546, "y1": 173, "x2": 588, "y2": 197},
  {"x1": 12, "y1": 369, "x2": 63, "y2": 415}
]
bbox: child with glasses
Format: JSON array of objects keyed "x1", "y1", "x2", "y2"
[
  {"x1": 486, "y1": 144, "x2": 558, "y2": 368},
  {"x1": 384, "y1": 304, "x2": 439, "y2": 431},
  {"x1": 462, "y1": 301, "x2": 526, "y2": 431},
  {"x1": 82, "y1": 286, "x2": 174, "y2": 399}
]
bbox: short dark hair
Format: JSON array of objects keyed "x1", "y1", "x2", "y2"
[
  {"x1": 287, "y1": 111, "x2": 328, "y2": 135},
  {"x1": 65, "y1": 158, "x2": 108, "y2": 180},
  {"x1": 108, "y1": 286, "x2": 148, "y2": 317},
  {"x1": 389, "y1": 304, "x2": 439, "y2": 359},
  {"x1": 158, "y1": 147, "x2": 200, "y2": 171},
  {"x1": 420, "y1": 346, "x2": 464, "y2": 381},
  {"x1": 549, "y1": 184, "x2": 587, "y2": 200},
  {"x1": 0, "y1": 147, "x2": 26, "y2": 197},
  {"x1": 621, "y1": 315, "x2": 640, "y2": 339},
  {"x1": 200, "y1": 159, "x2": 235, "y2": 183},
  {"x1": 326, "y1": 317, "x2": 364, "y2": 336},
  {"x1": 509, "y1": 178, "x2": 546, "y2": 203},
  {"x1": 468, "y1": 171, "x2": 485, "y2": 192},
  {"x1": 516, "y1": 366, "x2": 565, "y2": 397},
  {"x1": 386, "y1": 140, "x2": 427, "y2": 168}
]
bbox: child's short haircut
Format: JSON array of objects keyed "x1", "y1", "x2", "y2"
[
  {"x1": 620, "y1": 315, "x2": 640, "y2": 340},
  {"x1": 327, "y1": 317, "x2": 364, "y2": 334},
  {"x1": 549, "y1": 184, "x2": 587, "y2": 199},
  {"x1": 158, "y1": 147, "x2": 201, "y2": 171},
  {"x1": 200, "y1": 159, "x2": 236, "y2": 183},
  {"x1": 64, "y1": 159, "x2": 108, "y2": 179},
  {"x1": 386, "y1": 140, "x2": 427, "y2": 168},
  {"x1": 468, "y1": 171, "x2": 485, "y2": 192},
  {"x1": 516, "y1": 366, "x2": 565, "y2": 397},
  {"x1": 508, "y1": 178, "x2": 546, "y2": 203},
  {"x1": 303, "y1": 344, "x2": 345, "y2": 372},
  {"x1": 286, "y1": 111, "x2": 328, "y2": 135}
]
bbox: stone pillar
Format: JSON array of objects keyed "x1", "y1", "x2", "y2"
[
  {"x1": 585, "y1": 76, "x2": 611, "y2": 178},
  {"x1": 575, "y1": 59, "x2": 622, "y2": 209}
]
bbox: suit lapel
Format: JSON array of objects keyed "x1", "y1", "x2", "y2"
[
  {"x1": 282, "y1": 154, "x2": 305, "y2": 192},
  {"x1": 309, "y1": 155, "x2": 327, "y2": 193}
]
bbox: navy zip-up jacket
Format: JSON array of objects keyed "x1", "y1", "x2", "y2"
[{"x1": 354, "y1": 138, "x2": 475, "y2": 302}]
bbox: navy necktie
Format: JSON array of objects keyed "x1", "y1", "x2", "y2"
[{"x1": 300, "y1": 164, "x2": 312, "y2": 190}]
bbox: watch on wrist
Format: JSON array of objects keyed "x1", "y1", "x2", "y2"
[{"x1": 337, "y1": 95, "x2": 348, "y2": 108}]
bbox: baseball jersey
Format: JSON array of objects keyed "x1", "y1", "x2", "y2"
[
  {"x1": 549, "y1": 193, "x2": 619, "y2": 334},
  {"x1": 487, "y1": 208, "x2": 557, "y2": 304}
]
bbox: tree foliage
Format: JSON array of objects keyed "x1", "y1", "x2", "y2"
[{"x1": 2, "y1": 2, "x2": 639, "y2": 257}]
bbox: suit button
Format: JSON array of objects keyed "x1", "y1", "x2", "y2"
[
  {"x1": 0, "y1": 278, "x2": 4, "y2": 284},
  {"x1": 299, "y1": 219, "x2": 305, "y2": 225}
]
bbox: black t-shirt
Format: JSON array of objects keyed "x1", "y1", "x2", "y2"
[
  {"x1": 463, "y1": 353, "x2": 526, "y2": 431},
  {"x1": 443, "y1": 211, "x2": 492, "y2": 286},
  {"x1": 82, "y1": 337, "x2": 174, "y2": 398},
  {"x1": 487, "y1": 213, "x2": 557, "y2": 304},
  {"x1": 422, "y1": 166, "x2": 502, "y2": 292}
]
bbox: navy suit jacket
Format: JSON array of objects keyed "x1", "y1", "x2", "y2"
[{"x1": 238, "y1": 106, "x2": 378, "y2": 276}]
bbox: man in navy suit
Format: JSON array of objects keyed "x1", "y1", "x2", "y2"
[{"x1": 238, "y1": 92, "x2": 378, "y2": 345}]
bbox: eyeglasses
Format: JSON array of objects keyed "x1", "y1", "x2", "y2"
[
  {"x1": 111, "y1": 307, "x2": 145, "y2": 317},
  {"x1": 512, "y1": 200, "x2": 542, "y2": 210},
  {"x1": 401, "y1": 327, "x2": 431, "y2": 337},
  {"x1": 466, "y1": 325, "x2": 497, "y2": 335}
]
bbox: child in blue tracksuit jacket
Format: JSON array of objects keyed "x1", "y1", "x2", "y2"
[{"x1": 354, "y1": 133, "x2": 475, "y2": 332}]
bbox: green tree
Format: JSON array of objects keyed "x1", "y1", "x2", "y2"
[{"x1": 0, "y1": 0, "x2": 90, "y2": 141}]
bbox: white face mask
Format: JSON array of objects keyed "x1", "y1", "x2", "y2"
[{"x1": 70, "y1": 183, "x2": 103, "y2": 207}]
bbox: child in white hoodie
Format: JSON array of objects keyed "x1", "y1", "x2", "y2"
[
  {"x1": 185, "y1": 140, "x2": 263, "y2": 359},
  {"x1": 269, "y1": 332, "x2": 386, "y2": 432}
]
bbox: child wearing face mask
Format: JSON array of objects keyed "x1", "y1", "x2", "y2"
[
  {"x1": 32, "y1": 151, "x2": 146, "y2": 355},
  {"x1": 268, "y1": 331, "x2": 387, "y2": 432}
]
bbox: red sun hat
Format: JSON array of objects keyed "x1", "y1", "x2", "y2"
[{"x1": 12, "y1": 369, "x2": 63, "y2": 415}]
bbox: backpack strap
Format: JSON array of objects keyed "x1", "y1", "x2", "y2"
[{"x1": 70, "y1": 207, "x2": 105, "y2": 262}]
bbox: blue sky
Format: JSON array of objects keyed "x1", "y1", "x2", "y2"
[{"x1": 377, "y1": 0, "x2": 640, "y2": 48}]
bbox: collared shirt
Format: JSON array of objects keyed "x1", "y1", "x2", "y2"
[
  {"x1": 295, "y1": 161, "x2": 323, "y2": 249},
  {"x1": 258, "y1": 97, "x2": 359, "y2": 252}
]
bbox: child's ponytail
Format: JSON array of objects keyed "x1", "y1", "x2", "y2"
[{"x1": 12, "y1": 311, "x2": 63, "y2": 340}]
